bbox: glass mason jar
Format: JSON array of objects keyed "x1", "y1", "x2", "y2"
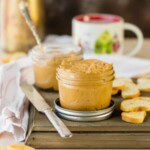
[
  {"x1": 57, "y1": 59, "x2": 115, "y2": 111},
  {"x1": 0, "y1": 0, "x2": 45, "y2": 53},
  {"x1": 32, "y1": 44, "x2": 82, "y2": 91}
]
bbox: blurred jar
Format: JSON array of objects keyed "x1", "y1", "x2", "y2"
[
  {"x1": 0, "y1": 0, "x2": 45, "y2": 53},
  {"x1": 32, "y1": 44, "x2": 82, "y2": 91}
]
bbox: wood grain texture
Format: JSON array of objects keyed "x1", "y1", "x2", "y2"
[
  {"x1": 26, "y1": 87, "x2": 150, "y2": 149},
  {"x1": 124, "y1": 38, "x2": 150, "y2": 59},
  {"x1": 32, "y1": 90, "x2": 150, "y2": 132},
  {"x1": 27, "y1": 132, "x2": 150, "y2": 149}
]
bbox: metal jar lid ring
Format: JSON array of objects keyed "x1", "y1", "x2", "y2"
[{"x1": 54, "y1": 98, "x2": 115, "y2": 122}]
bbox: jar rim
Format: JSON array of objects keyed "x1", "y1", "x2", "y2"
[
  {"x1": 57, "y1": 65, "x2": 114, "y2": 81},
  {"x1": 57, "y1": 68, "x2": 115, "y2": 84},
  {"x1": 32, "y1": 43, "x2": 82, "y2": 59}
]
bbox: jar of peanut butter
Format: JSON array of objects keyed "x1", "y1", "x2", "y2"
[
  {"x1": 57, "y1": 59, "x2": 115, "y2": 111},
  {"x1": 32, "y1": 44, "x2": 82, "y2": 91}
]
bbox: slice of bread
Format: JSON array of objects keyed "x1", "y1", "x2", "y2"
[
  {"x1": 0, "y1": 54, "x2": 12, "y2": 64},
  {"x1": 121, "y1": 111, "x2": 146, "y2": 124},
  {"x1": 112, "y1": 77, "x2": 133, "y2": 90},
  {"x1": 120, "y1": 98, "x2": 150, "y2": 112},
  {"x1": 0, "y1": 52, "x2": 27, "y2": 64},
  {"x1": 10, "y1": 52, "x2": 27, "y2": 62},
  {"x1": 121, "y1": 82, "x2": 140, "y2": 99},
  {"x1": 112, "y1": 88, "x2": 119, "y2": 95},
  {"x1": 117, "y1": 77, "x2": 133, "y2": 83},
  {"x1": 7, "y1": 144, "x2": 35, "y2": 150},
  {"x1": 133, "y1": 96, "x2": 150, "y2": 100},
  {"x1": 113, "y1": 78, "x2": 125, "y2": 90},
  {"x1": 0, "y1": 146, "x2": 6, "y2": 150},
  {"x1": 137, "y1": 78, "x2": 150, "y2": 92}
]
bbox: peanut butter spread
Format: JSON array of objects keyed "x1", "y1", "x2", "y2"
[
  {"x1": 33, "y1": 51, "x2": 81, "y2": 90},
  {"x1": 57, "y1": 59, "x2": 114, "y2": 111},
  {"x1": 58, "y1": 59, "x2": 113, "y2": 80},
  {"x1": 61, "y1": 59, "x2": 112, "y2": 74}
]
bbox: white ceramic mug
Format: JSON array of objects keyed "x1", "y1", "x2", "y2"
[{"x1": 72, "y1": 13, "x2": 143, "y2": 56}]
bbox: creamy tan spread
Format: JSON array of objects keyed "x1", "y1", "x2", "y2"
[
  {"x1": 57, "y1": 59, "x2": 114, "y2": 111},
  {"x1": 33, "y1": 51, "x2": 81, "y2": 90}
]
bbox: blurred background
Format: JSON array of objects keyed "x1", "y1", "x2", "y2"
[
  {"x1": 44, "y1": 0, "x2": 150, "y2": 37},
  {"x1": 0, "y1": 0, "x2": 150, "y2": 54}
]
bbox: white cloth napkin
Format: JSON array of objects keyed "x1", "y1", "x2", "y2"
[{"x1": 0, "y1": 57, "x2": 33, "y2": 141}]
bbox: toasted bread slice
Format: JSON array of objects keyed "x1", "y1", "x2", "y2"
[
  {"x1": 113, "y1": 78, "x2": 125, "y2": 90},
  {"x1": 10, "y1": 52, "x2": 27, "y2": 61},
  {"x1": 133, "y1": 96, "x2": 150, "y2": 100},
  {"x1": 121, "y1": 82, "x2": 140, "y2": 99},
  {"x1": 112, "y1": 77, "x2": 133, "y2": 90},
  {"x1": 7, "y1": 144, "x2": 35, "y2": 150},
  {"x1": 121, "y1": 111, "x2": 146, "y2": 124},
  {"x1": 120, "y1": 98, "x2": 150, "y2": 112},
  {"x1": 0, "y1": 146, "x2": 6, "y2": 150},
  {"x1": 117, "y1": 77, "x2": 133, "y2": 83},
  {"x1": 112, "y1": 88, "x2": 119, "y2": 95},
  {"x1": 137, "y1": 78, "x2": 150, "y2": 92},
  {"x1": 0, "y1": 54, "x2": 12, "y2": 64},
  {"x1": 0, "y1": 52, "x2": 27, "y2": 64}
]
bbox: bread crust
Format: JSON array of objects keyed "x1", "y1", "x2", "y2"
[
  {"x1": 137, "y1": 78, "x2": 150, "y2": 92},
  {"x1": 120, "y1": 99, "x2": 150, "y2": 112},
  {"x1": 7, "y1": 144, "x2": 35, "y2": 150},
  {"x1": 112, "y1": 89, "x2": 119, "y2": 95},
  {"x1": 112, "y1": 77, "x2": 132, "y2": 90},
  {"x1": 122, "y1": 91, "x2": 140, "y2": 99},
  {"x1": 121, "y1": 82, "x2": 140, "y2": 99},
  {"x1": 0, "y1": 146, "x2": 6, "y2": 150},
  {"x1": 121, "y1": 111, "x2": 146, "y2": 124}
]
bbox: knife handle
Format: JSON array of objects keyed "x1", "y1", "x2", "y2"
[{"x1": 44, "y1": 109, "x2": 72, "y2": 138}]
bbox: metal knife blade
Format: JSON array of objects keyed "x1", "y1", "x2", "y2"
[
  {"x1": 20, "y1": 82, "x2": 50, "y2": 112},
  {"x1": 20, "y1": 82, "x2": 72, "y2": 138}
]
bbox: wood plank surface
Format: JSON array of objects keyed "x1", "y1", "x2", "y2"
[
  {"x1": 31, "y1": 90, "x2": 150, "y2": 132},
  {"x1": 25, "y1": 89, "x2": 150, "y2": 149},
  {"x1": 27, "y1": 132, "x2": 150, "y2": 149},
  {"x1": 124, "y1": 38, "x2": 150, "y2": 59}
]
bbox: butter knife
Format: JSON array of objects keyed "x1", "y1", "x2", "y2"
[{"x1": 20, "y1": 82, "x2": 72, "y2": 138}]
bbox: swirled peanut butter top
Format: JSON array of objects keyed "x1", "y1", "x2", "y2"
[{"x1": 57, "y1": 59, "x2": 113, "y2": 80}]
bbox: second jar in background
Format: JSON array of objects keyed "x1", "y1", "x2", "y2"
[{"x1": 32, "y1": 44, "x2": 82, "y2": 91}]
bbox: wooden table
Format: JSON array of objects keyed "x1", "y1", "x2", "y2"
[
  {"x1": 124, "y1": 38, "x2": 150, "y2": 59},
  {"x1": 26, "y1": 88, "x2": 150, "y2": 149}
]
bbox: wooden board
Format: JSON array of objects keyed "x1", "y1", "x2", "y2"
[{"x1": 25, "y1": 89, "x2": 150, "y2": 149}]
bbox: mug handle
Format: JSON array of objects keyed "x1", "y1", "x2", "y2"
[{"x1": 124, "y1": 23, "x2": 143, "y2": 56}]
